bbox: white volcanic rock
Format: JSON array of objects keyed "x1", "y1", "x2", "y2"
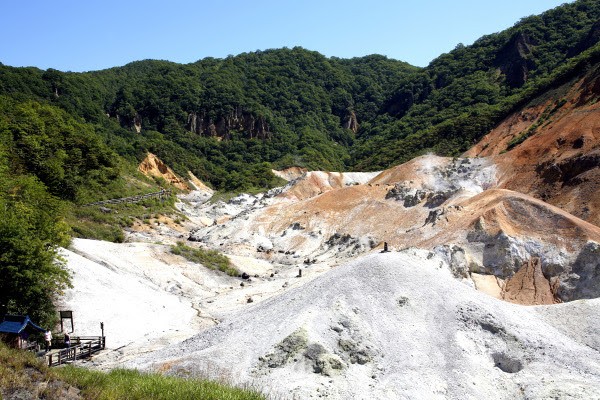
[
  {"x1": 62, "y1": 153, "x2": 600, "y2": 398},
  {"x1": 59, "y1": 239, "x2": 236, "y2": 366},
  {"x1": 127, "y1": 250, "x2": 600, "y2": 399}
]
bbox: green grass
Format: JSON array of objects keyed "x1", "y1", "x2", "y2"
[
  {"x1": 66, "y1": 196, "x2": 183, "y2": 243},
  {"x1": 208, "y1": 191, "x2": 245, "y2": 204},
  {"x1": 56, "y1": 367, "x2": 264, "y2": 400},
  {"x1": 171, "y1": 241, "x2": 239, "y2": 276},
  {"x1": 0, "y1": 343, "x2": 264, "y2": 400},
  {"x1": 0, "y1": 342, "x2": 56, "y2": 398}
]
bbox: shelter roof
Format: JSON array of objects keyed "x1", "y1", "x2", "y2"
[{"x1": 0, "y1": 315, "x2": 45, "y2": 334}]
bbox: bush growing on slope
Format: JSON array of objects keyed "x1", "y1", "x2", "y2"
[{"x1": 171, "y1": 241, "x2": 238, "y2": 276}]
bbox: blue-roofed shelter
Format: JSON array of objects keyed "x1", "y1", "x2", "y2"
[{"x1": 0, "y1": 315, "x2": 46, "y2": 349}]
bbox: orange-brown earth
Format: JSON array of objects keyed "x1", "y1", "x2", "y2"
[
  {"x1": 502, "y1": 258, "x2": 561, "y2": 305},
  {"x1": 138, "y1": 152, "x2": 190, "y2": 191},
  {"x1": 465, "y1": 66, "x2": 600, "y2": 226},
  {"x1": 190, "y1": 152, "x2": 599, "y2": 305}
]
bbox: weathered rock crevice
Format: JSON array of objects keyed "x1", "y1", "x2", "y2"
[
  {"x1": 343, "y1": 110, "x2": 359, "y2": 133},
  {"x1": 502, "y1": 258, "x2": 561, "y2": 305}
]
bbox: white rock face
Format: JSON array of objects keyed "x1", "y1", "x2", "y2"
[
  {"x1": 59, "y1": 239, "x2": 234, "y2": 365},
  {"x1": 128, "y1": 250, "x2": 600, "y2": 399}
]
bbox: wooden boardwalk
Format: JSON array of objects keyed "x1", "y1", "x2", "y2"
[
  {"x1": 83, "y1": 189, "x2": 171, "y2": 207},
  {"x1": 46, "y1": 336, "x2": 106, "y2": 367}
]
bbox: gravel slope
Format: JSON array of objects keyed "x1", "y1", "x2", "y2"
[{"x1": 128, "y1": 250, "x2": 600, "y2": 399}]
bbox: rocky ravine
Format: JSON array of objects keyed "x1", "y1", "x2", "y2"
[
  {"x1": 62, "y1": 152, "x2": 600, "y2": 398},
  {"x1": 184, "y1": 155, "x2": 600, "y2": 304}
]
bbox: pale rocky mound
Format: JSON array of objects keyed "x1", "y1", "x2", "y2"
[
  {"x1": 138, "y1": 152, "x2": 190, "y2": 191},
  {"x1": 59, "y1": 238, "x2": 235, "y2": 366},
  {"x1": 128, "y1": 250, "x2": 600, "y2": 400},
  {"x1": 60, "y1": 237, "x2": 330, "y2": 367},
  {"x1": 187, "y1": 171, "x2": 213, "y2": 195},
  {"x1": 465, "y1": 65, "x2": 600, "y2": 226},
  {"x1": 174, "y1": 171, "x2": 214, "y2": 218},
  {"x1": 187, "y1": 156, "x2": 492, "y2": 262},
  {"x1": 421, "y1": 188, "x2": 600, "y2": 302},
  {"x1": 277, "y1": 170, "x2": 380, "y2": 201}
]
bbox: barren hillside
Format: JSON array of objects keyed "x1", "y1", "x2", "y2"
[
  {"x1": 466, "y1": 65, "x2": 600, "y2": 226},
  {"x1": 128, "y1": 251, "x2": 600, "y2": 399}
]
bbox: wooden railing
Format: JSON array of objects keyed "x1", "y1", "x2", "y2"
[
  {"x1": 82, "y1": 189, "x2": 171, "y2": 207},
  {"x1": 46, "y1": 336, "x2": 105, "y2": 367}
]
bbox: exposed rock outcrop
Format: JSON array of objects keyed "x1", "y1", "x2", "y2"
[
  {"x1": 138, "y1": 153, "x2": 190, "y2": 191},
  {"x1": 502, "y1": 258, "x2": 560, "y2": 305},
  {"x1": 272, "y1": 167, "x2": 308, "y2": 182},
  {"x1": 133, "y1": 113, "x2": 142, "y2": 133},
  {"x1": 187, "y1": 107, "x2": 270, "y2": 140},
  {"x1": 494, "y1": 31, "x2": 537, "y2": 88},
  {"x1": 343, "y1": 110, "x2": 359, "y2": 133}
]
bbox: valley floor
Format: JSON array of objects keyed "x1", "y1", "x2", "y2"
[{"x1": 61, "y1": 161, "x2": 600, "y2": 399}]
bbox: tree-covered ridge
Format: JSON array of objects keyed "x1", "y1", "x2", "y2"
[
  {"x1": 353, "y1": 0, "x2": 600, "y2": 168},
  {"x1": 1, "y1": 0, "x2": 599, "y2": 189},
  {"x1": 1, "y1": 47, "x2": 420, "y2": 191},
  {"x1": 1, "y1": 97, "x2": 119, "y2": 201}
]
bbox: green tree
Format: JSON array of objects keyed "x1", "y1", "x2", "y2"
[{"x1": 0, "y1": 145, "x2": 71, "y2": 327}]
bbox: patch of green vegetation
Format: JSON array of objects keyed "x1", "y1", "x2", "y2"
[
  {"x1": 171, "y1": 241, "x2": 238, "y2": 276},
  {"x1": 0, "y1": 343, "x2": 264, "y2": 400},
  {"x1": 56, "y1": 366, "x2": 264, "y2": 400},
  {"x1": 0, "y1": 342, "x2": 69, "y2": 400},
  {"x1": 65, "y1": 194, "x2": 182, "y2": 243}
]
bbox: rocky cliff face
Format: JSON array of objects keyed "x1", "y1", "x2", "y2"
[
  {"x1": 502, "y1": 258, "x2": 560, "y2": 305},
  {"x1": 342, "y1": 110, "x2": 359, "y2": 133},
  {"x1": 138, "y1": 152, "x2": 190, "y2": 191},
  {"x1": 494, "y1": 31, "x2": 537, "y2": 88},
  {"x1": 114, "y1": 112, "x2": 143, "y2": 133},
  {"x1": 187, "y1": 107, "x2": 270, "y2": 140}
]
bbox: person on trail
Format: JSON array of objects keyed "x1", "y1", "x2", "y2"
[
  {"x1": 44, "y1": 329, "x2": 52, "y2": 352},
  {"x1": 64, "y1": 332, "x2": 71, "y2": 348}
]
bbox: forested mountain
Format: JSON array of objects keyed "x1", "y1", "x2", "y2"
[
  {"x1": 353, "y1": 0, "x2": 600, "y2": 168},
  {"x1": 1, "y1": 50, "x2": 418, "y2": 192},
  {"x1": 2, "y1": 1, "x2": 599, "y2": 194}
]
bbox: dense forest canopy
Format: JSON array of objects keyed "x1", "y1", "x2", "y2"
[
  {"x1": 1, "y1": 1, "x2": 600, "y2": 190},
  {"x1": 1, "y1": 0, "x2": 599, "y2": 324}
]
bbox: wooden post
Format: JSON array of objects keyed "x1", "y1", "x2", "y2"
[{"x1": 59, "y1": 310, "x2": 74, "y2": 333}]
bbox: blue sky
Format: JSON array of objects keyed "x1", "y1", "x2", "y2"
[{"x1": 1, "y1": 0, "x2": 570, "y2": 72}]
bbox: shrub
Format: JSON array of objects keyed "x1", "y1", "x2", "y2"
[{"x1": 171, "y1": 242, "x2": 238, "y2": 276}]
